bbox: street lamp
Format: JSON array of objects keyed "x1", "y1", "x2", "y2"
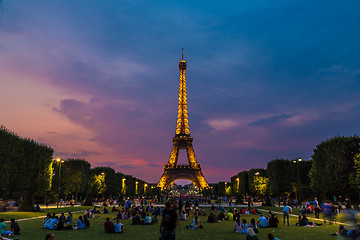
[
  {"x1": 122, "y1": 178, "x2": 126, "y2": 194},
  {"x1": 135, "y1": 181, "x2": 138, "y2": 195},
  {"x1": 236, "y1": 178, "x2": 239, "y2": 194},
  {"x1": 224, "y1": 182, "x2": 227, "y2": 196},
  {"x1": 293, "y1": 158, "x2": 302, "y2": 200},
  {"x1": 55, "y1": 157, "x2": 64, "y2": 208},
  {"x1": 254, "y1": 172, "x2": 260, "y2": 203},
  {"x1": 144, "y1": 184, "x2": 148, "y2": 194}
]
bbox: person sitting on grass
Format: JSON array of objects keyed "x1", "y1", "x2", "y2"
[
  {"x1": 76, "y1": 216, "x2": 85, "y2": 230},
  {"x1": 144, "y1": 214, "x2": 152, "y2": 225},
  {"x1": 152, "y1": 213, "x2": 159, "y2": 223},
  {"x1": 245, "y1": 228, "x2": 259, "y2": 240},
  {"x1": 187, "y1": 216, "x2": 203, "y2": 229},
  {"x1": 104, "y1": 218, "x2": 115, "y2": 233},
  {"x1": 0, "y1": 219, "x2": 12, "y2": 237},
  {"x1": 65, "y1": 212, "x2": 73, "y2": 225},
  {"x1": 45, "y1": 233, "x2": 55, "y2": 240},
  {"x1": 103, "y1": 207, "x2": 108, "y2": 214},
  {"x1": 242, "y1": 219, "x2": 249, "y2": 229},
  {"x1": 93, "y1": 206, "x2": 101, "y2": 214},
  {"x1": 257, "y1": 213, "x2": 268, "y2": 228},
  {"x1": 233, "y1": 218, "x2": 243, "y2": 233},
  {"x1": 43, "y1": 213, "x2": 51, "y2": 229},
  {"x1": 83, "y1": 215, "x2": 90, "y2": 228},
  {"x1": 217, "y1": 210, "x2": 226, "y2": 221},
  {"x1": 299, "y1": 215, "x2": 322, "y2": 227},
  {"x1": 269, "y1": 214, "x2": 279, "y2": 228},
  {"x1": 227, "y1": 210, "x2": 234, "y2": 221},
  {"x1": 114, "y1": 219, "x2": 123, "y2": 233},
  {"x1": 207, "y1": 212, "x2": 217, "y2": 223},
  {"x1": 250, "y1": 218, "x2": 258, "y2": 233},
  {"x1": 35, "y1": 204, "x2": 42, "y2": 212},
  {"x1": 268, "y1": 233, "x2": 280, "y2": 240},
  {"x1": 59, "y1": 213, "x2": 66, "y2": 223},
  {"x1": 10, "y1": 219, "x2": 20, "y2": 236},
  {"x1": 43, "y1": 214, "x2": 52, "y2": 229},
  {"x1": 116, "y1": 210, "x2": 122, "y2": 220},
  {"x1": 56, "y1": 217, "x2": 65, "y2": 230},
  {"x1": 48, "y1": 216, "x2": 58, "y2": 230},
  {"x1": 132, "y1": 213, "x2": 143, "y2": 225},
  {"x1": 180, "y1": 211, "x2": 187, "y2": 221}
]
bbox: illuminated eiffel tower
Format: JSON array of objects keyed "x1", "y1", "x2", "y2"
[{"x1": 157, "y1": 49, "x2": 209, "y2": 190}]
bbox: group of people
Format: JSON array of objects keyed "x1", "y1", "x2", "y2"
[
  {"x1": 104, "y1": 218, "x2": 123, "y2": 233},
  {"x1": 42, "y1": 212, "x2": 90, "y2": 230},
  {"x1": 0, "y1": 218, "x2": 20, "y2": 238}
]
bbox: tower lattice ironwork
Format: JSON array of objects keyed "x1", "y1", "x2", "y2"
[{"x1": 157, "y1": 49, "x2": 209, "y2": 190}]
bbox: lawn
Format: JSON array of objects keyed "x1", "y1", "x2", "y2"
[{"x1": 0, "y1": 206, "x2": 343, "y2": 240}]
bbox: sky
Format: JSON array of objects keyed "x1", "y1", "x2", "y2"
[{"x1": 0, "y1": 0, "x2": 360, "y2": 184}]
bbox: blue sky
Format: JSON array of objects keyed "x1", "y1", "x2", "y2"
[{"x1": 0, "y1": 0, "x2": 359, "y2": 183}]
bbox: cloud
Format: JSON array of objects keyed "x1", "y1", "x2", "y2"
[
  {"x1": 56, "y1": 150, "x2": 100, "y2": 159},
  {"x1": 206, "y1": 119, "x2": 238, "y2": 131},
  {"x1": 249, "y1": 114, "x2": 294, "y2": 127},
  {"x1": 318, "y1": 65, "x2": 360, "y2": 76},
  {"x1": 117, "y1": 164, "x2": 136, "y2": 169},
  {"x1": 147, "y1": 163, "x2": 161, "y2": 168}
]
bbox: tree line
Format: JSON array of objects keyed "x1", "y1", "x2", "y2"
[
  {"x1": 0, "y1": 126, "x2": 155, "y2": 211},
  {"x1": 216, "y1": 135, "x2": 360, "y2": 202},
  {"x1": 2, "y1": 125, "x2": 360, "y2": 208}
]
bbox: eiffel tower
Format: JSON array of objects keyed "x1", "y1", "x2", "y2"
[{"x1": 157, "y1": 49, "x2": 209, "y2": 190}]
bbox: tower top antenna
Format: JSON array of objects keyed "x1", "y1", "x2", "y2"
[{"x1": 182, "y1": 48, "x2": 184, "y2": 60}]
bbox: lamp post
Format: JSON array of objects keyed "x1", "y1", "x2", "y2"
[
  {"x1": 55, "y1": 157, "x2": 64, "y2": 208},
  {"x1": 293, "y1": 158, "x2": 302, "y2": 200},
  {"x1": 135, "y1": 181, "x2": 138, "y2": 195},
  {"x1": 122, "y1": 178, "x2": 126, "y2": 195},
  {"x1": 254, "y1": 172, "x2": 260, "y2": 203},
  {"x1": 236, "y1": 178, "x2": 240, "y2": 194},
  {"x1": 224, "y1": 182, "x2": 227, "y2": 196},
  {"x1": 144, "y1": 184, "x2": 148, "y2": 194}
]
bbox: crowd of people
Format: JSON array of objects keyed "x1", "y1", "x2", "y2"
[
  {"x1": 3, "y1": 195, "x2": 356, "y2": 240},
  {"x1": 0, "y1": 218, "x2": 20, "y2": 239},
  {"x1": 42, "y1": 212, "x2": 90, "y2": 231}
]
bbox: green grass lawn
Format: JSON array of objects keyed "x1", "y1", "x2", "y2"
[{"x1": 0, "y1": 206, "x2": 344, "y2": 240}]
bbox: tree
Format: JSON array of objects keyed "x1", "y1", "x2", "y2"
[
  {"x1": 0, "y1": 126, "x2": 53, "y2": 211},
  {"x1": 61, "y1": 159, "x2": 91, "y2": 203},
  {"x1": 247, "y1": 168, "x2": 267, "y2": 196},
  {"x1": 91, "y1": 167, "x2": 117, "y2": 197},
  {"x1": 310, "y1": 136, "x2": 360, "y2": 200},
  {"x1": 267, "y1": 159, "x2": 295, "y2": 197}
]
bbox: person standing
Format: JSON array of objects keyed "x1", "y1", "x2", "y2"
[
  {"x1": 160, "y1": 202, "x2": 177, "y2": 240},
  {"x1": 313, "y1": 198, "x2": 321, "y2": 218},
  {"x1": 283, "y1": 204, "x2": 292, "y2": 226}
]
